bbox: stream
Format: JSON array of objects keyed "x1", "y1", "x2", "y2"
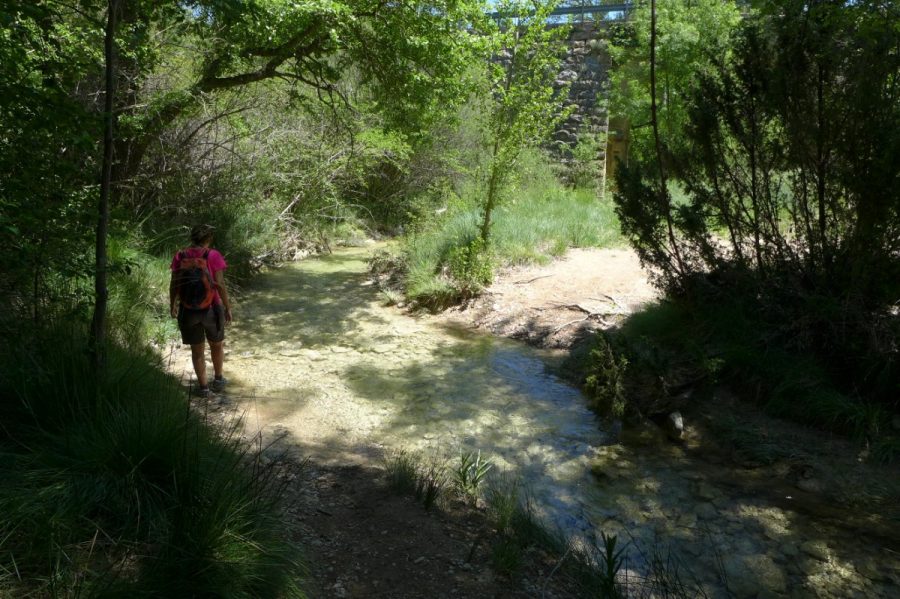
[{"x1": 210, "y1": 244, "x2": 897, "y2": 598}]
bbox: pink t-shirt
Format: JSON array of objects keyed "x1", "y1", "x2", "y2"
[{"x1": 171, "y1": 247, "x2": 227, "y2": 305}]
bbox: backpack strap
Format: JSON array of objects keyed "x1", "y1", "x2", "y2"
[{"x1": 202, "y1": 249, "x2": 218, "y2": 294}]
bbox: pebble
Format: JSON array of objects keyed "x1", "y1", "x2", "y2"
[
  {"x1": 302, "y1": 349, "x2": 326, "y2": 361},
  {"x1": 696, "y1": 482, "x2": 720, "y2": 500},
  {"x1": 695, "y1": 502, "x2": 718, "y2": 520}
]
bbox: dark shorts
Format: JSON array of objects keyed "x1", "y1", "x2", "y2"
[{"x1": 178, "y1": 304, "x2": 225, "y2": 345}]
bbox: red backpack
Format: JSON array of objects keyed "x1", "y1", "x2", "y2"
[{"x1": 176, "y1": 249, "x2": 216, "y2": 310}]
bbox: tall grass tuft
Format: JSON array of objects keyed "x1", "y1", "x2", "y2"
[
  {"x1": 452, "y1": 450, "x2": 493, "y2": 505},
  {"x1": 0, "y1": 325, "x2": 305, "y2": 597},
  {"x1": 383, "y1": 449, "x2": 449, "y2": 511}
]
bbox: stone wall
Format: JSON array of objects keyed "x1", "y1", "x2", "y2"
[
  {"x1": 552, "y1": 22, "x2": 614, "y2": 190},
  {"x1": 493, "y1": 21, "x2": 620, "y2": 190}
]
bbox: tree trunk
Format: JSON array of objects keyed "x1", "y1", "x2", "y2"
[
  {"x1": 649, "y1": 0, "x2": 684, "y2": 277},
  {"x1": 480, "y1": 140, "x2": 502, "y2": 245},
  {"x1": 89, "y1": 0, "x2": 118, "y2": 370},
  {"x1": 480, "y1": 26, "x2": 519, "y2": 246},
  {"x1": 815, "y1": 62, "x2": 829, "y2": 276}
]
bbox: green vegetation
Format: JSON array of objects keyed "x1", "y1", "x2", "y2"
[
  {"x1": 398, "y1": 150, "x2": 622, "y2": 309},
  {"x1": 383, "y1": 450, "x2": 450, "y2": 511},
  {"x1": 452, "y1": 450, "x2": 494, "y2": 505},
  {"x1": 584, "y1": 298, "x2": 898, "y2": 454},
  {"x1": 3, "y1": 0, "x2": 899, "y2": 593},
  {"x1": 2, "y1": 0, "x2": 496, "y2": 594},
  {"x1": 0, "y1": 327, "x2": 304, "y2": 596},
  {"x1": 479, "y1": 475, "x2": 637, "y2": 596},
  {"x1": 474, "y1": 0, "x2": 572, "y2": 246},
  {"x1": 603, "y1": 0, "x2": 899, "y2": 452}
]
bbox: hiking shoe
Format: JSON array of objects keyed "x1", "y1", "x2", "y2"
[
  {"x1": 195, "y1": 385, "x2": 211, "y2": 398},
  {"x1": 211, "y1": 376, "x2": 228, "y2": 392}
]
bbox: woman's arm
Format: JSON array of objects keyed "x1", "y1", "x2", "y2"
[
  {"x1": 214, "y1": 270, "x2": 233, "y2": 323},
  {"x1": 169, "y1": 272, "x2": 178, "y2": 318}
]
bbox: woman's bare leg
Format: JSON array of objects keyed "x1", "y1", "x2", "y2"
[
  {"x1": 191, "y1": 343, "x2": 207, "y2": 387},
  {"x1": 209, "y1": 340, "x2": 224, "y2": 379}
]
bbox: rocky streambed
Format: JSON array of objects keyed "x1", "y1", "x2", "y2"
[{"x1": 169, "y1": 243, "x2": 900, "y2": 597}]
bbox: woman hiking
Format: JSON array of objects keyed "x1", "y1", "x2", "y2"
[{"x1": 169, "y1": 224, "x2": 233, "y2": 397}]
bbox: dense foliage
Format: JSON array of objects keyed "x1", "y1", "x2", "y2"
[
  {"x1": 0, "y1": 0, "x2": 484, "y2": 322},
  {"x1": 0, "y1": 328, "x2": 306, "y2": 596},
  {"x1": 608, "y1": 0, "x2": 900, "y2": 433}
]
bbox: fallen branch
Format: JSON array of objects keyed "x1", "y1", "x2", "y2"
[
  {"x1": 549, "y1": 302, "x2": 596, "y2": 314},
  {"x1": 513, "y1": 274, "x2": 553, "y2": 285},
  {"x1": 551, "y1": 317, "x2": 588, "y2": 333},
  {"x1": 589, "y1": 294, "x2": 629, "y2": 313}
]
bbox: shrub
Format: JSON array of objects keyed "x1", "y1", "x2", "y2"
[
  {"x1": 384, "y1": 449, "x2": 448, "y2": 511},
  {"x1": 584, "y1": 335, "x2": 630, "y2": 419},
  {"x1": 447, "y1": 237, "x2": 494, "y2": 295}
]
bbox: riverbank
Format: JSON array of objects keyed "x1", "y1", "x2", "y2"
[
  {"x1": 167, "y1": 244, "x2": 900, "y2": 598},
  {"x1": 439, "y1": 246, "x2": 900, "y2": 596},
  {"x1": 440, "y1": 246, "x2": 900, "y2": 520}
]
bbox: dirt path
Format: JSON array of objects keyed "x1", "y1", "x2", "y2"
[{"x1": 166, "y1": 245, "x2": 592, "y2": 598}]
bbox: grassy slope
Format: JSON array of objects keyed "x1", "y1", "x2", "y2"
[
  {"x1": 0, "y1": 328, "x2": 305, "y2": 596},
  {"x1": 403, "y1": 155, "x2": 623, "y2": 307}
]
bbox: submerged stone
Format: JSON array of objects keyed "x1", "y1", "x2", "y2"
[{"x1": 800, "y1": 540, "x2": 830, "y2": 561}]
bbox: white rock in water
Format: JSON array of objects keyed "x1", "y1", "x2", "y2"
[{"x1": 665, "y1": 411, "x2": 684, "y2": 441}]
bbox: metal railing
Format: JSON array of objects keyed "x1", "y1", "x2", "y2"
[{"x1": 488, "y1": 3, "x2": 634, "y2": 22}]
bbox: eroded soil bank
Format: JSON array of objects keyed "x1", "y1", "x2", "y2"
[{"x1": 168, "y1": 243, "x2": 900, "y2": 598}]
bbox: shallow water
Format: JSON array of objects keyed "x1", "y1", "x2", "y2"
[{"x1": 222, "y1": 244, "x2": 899, "y2": 598}]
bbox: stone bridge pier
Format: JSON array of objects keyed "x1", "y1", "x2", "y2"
[{"x1": 552, "y1": 21, "x2": 627, "y2": 192}]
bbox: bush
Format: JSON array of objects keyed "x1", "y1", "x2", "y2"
[
  {"x1": 447, "y1": 237, "x2": 494, "y2": 295},
  {"x1": 383, "y1": 449, "x2": 449, "y2": 511},
  {"x1": 584, "y1": 335, "x2": 629, "y2": 419},
  {"x1": 579, "y1": 288, "x2": 898, "y2": 457},
  {"x1": 610, "y1": 3, "x2": 900, "y2": 428}
]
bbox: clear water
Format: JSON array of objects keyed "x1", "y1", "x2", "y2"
[{"x1": 221, "y1": 244, "x2": 899, "y2": 597}]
